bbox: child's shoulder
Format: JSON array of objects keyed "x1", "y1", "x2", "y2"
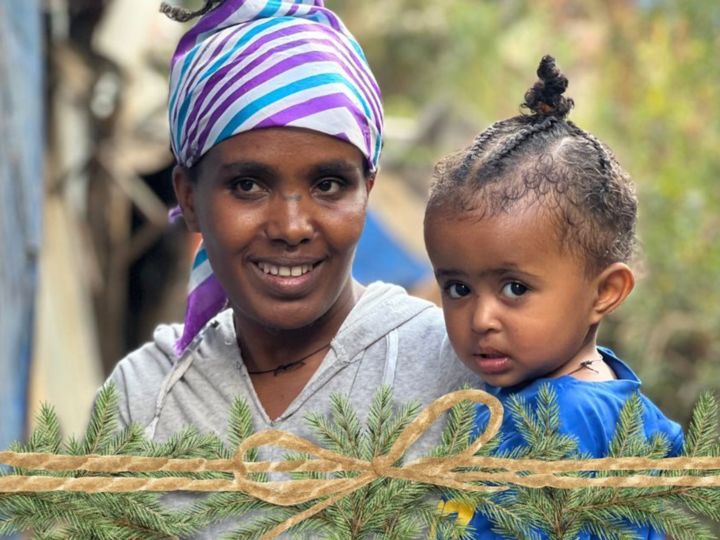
[{"x1": 479, "y1": 348, "x2": 683, "y2": 457}]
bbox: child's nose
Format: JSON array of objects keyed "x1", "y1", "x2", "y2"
[{"x1": 470, "y1": 300, "x2": 500, "y2": 334}]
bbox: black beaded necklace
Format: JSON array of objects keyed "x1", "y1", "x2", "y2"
[
  {"x1": 566, "y1": 358, "x2": 601, "y2": 376},
  {"x1": 246, "y1": 342, "x2": 332, "y2": 376}
]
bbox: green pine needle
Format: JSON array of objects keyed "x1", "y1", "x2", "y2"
[{"x1": 2, "y1": 383, "x2": 720, "y2": 538}]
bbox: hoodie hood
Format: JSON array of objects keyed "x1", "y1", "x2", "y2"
[{"x1": 329, "y1": 281, "x2": 435, "y2": 365}]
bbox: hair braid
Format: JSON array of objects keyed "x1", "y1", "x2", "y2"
[
  {"x1": 566, "y1": 121, "x2": 612, "y2": 175},
  {"x1": 485, "y1": 116, "x2": 558, "y2": 167},
  {"x1": 160, "y1": 0, "x2": 224, "y2": 23},
  {"x1": 453, "y1": 119, "x2": 508, "y2": 183}
]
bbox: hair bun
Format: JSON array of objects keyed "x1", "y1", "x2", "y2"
[{"x1": 523, "y1": 55, "x2": 574, "y2": 119}]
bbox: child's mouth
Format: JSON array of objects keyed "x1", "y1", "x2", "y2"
[{"x1": 472, "y1": 352, "x2": 511, "y2": 374}]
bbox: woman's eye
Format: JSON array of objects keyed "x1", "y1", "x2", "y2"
[
  {"x1": 236, "y1": 179, "x2": 259, "y2": 192},
  {"x1": 230, "y1": 178, "x2": 264, "y2": 196},
  {"x1": 501, "y1": 281, "x2": 528, "y2": 299},
  {"x1": 445, "y1": 282, "x2": 471, "y2": 299},
  {"x1": 315, "y1": 178, "x2": 343, "y2": 194}
]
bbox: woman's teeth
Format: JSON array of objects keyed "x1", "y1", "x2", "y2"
[{"x1": 257, "y1": 262, "x2": 314, "y2": 277}]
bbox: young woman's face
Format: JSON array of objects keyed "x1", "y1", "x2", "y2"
[
  {"x1": 175, "y1": 127, "x2": 373, "y2": 332},
  {"x1": 425, "y1": 204, "x2": 603, "y2": 388}
]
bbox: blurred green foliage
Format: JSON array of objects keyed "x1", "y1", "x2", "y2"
[{"x1": 333, "y1": 0, "x2": 720, "y2": 425}]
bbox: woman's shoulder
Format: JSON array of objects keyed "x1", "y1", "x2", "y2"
[
  {"x1": 109, "y1": 322, "x2": 182, "y2": 384},
  {"x1": 105, "y1": 310, "x2": 236, "y2": 426},
  {"x1": 342, "y1": 281, "x2": 446, "y2": 345}
]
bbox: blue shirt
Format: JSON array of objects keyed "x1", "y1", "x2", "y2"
[{"x1": 466, "y1": 348, "x2": 684, "y2": 539}]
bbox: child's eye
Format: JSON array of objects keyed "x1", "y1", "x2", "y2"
[
  {"x1": 315, "y1": 178, "x2": 344, "y2": 195},
  {"x1": 445, "y1": 282, "x2": 471, "y2": 299},
  {"x1": 501, "y1": 281, "x2": 528, "y2": 299}
]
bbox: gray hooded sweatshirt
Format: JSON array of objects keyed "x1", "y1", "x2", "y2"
[{"x1": 105, "y1": 282, "x2": 482, "y2": 536}]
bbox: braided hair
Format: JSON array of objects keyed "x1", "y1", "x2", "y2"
[
  {"x1": 160, "y1": 0, "x2": 225, "y2": 23},
  {"x1": 427, "y1": 55, "x2": 637, "y2": 273}
]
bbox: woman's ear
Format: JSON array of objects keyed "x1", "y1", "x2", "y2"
[
  {"x1": 365, "y1": 173, "x2": 375, "y2": 196},
  {"x1": 172, "y1": 165, "x2": 200, "y2": 232},
  {"x1": 590, "y1": 262, "x2": 635, "y2": 323}
]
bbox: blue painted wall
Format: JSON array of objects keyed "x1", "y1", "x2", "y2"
[
  {"x1": 353, "y1": 209, "x2": 431, "y2": 289},
  {"x1": 0, "y1": 0, "x2": 44, "y2": 451}
]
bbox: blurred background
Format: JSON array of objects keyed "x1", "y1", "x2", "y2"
[{"x1": 1, "y1": 0, "x2": 718, "y2": 479}]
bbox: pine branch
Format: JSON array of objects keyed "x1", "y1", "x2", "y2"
[
  {"x1": 328, "y1": 393, "x2": 363, "y2": 459},
  {"x1": 26, "y1": 403, "x2": 62, "y2": 455},
  {"x1": 226, "y1": 397, "x2": 254, "y2": 455},
  {"x1": 684, "y1": 391, "x2": 719, "y2": 457},
  {"x1": 607, "y1": 392, "x2": 646, "y2": 458},
  {"x1": 82, "y1": 384, "x2": 120, "y2": 455},
  {"x1": 3, "y1": 383, "x2": 720, "y2": 539}
]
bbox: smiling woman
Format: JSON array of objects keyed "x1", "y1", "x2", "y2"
[{"x1": 102, "y1": 3, "x2": 480, "y2": 534}]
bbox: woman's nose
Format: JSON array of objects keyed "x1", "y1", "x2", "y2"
[{"x1": 266, "y1": 194, "x2": 314, "y2": 246}]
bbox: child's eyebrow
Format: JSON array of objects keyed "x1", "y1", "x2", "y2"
[
  {"x1": 434, "y1": 268, "x2": 466, "y2": 279},
  {"x1": 434, "y1": 265, "x2": 541, "y2": 280}
]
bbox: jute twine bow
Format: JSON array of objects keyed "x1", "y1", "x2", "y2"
[{"x1": 2, "y1": 389, "x2": 720, "y2": 540}]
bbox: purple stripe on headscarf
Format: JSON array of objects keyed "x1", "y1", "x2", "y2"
[
  {"x1": 255, "y1": 92, "x2": 371, "y2": 155},
  {"x1": 311, "y1": 23, "x2": 382, "y2": 116},
  {"x1": 171, "y1": 26, "x2": 238, "y2": 128},
  {"x1": 173, "y1": 0, "x2": 247, "y2": 63},
  {"x1": 193, "y1": 48, "x2": 365, "y2": 156},
  {"x1": 168, "y1": 205, "x2": 183, "y2": 223},
  {"x1": 173, "y1": 0, "x2": 327, "y2": 64},
  {"x1": 185, "y1": 34, "x2": 381, "y2": 152},
  {"x1": 174, "y1": 273, "x2": 228, "y2": 356},
  {"x1": 183, "y1": 25, "x2": 315, "y2": 146}
]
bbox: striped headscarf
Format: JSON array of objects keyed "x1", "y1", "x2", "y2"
[{"x1": 168, "y1": 0, "x2": 384, "y2": 355}]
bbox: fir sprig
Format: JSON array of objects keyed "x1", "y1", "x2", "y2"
[
  {"x1": 288, "y1": 387, "x2": 473, "y2": 539},
  {"x1": 2, "y1": 384, "x2": 720, "y2": 539},
  {"x1": 0, "y1": 385, "x2": 277, "y2": 538},
  {"x1": 472, "y1": 385, "x2": 720, "y2": 540}
]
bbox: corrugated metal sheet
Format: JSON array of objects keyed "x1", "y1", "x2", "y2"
[{"x1": 0, "y1": 0, "x2": 44, "y2": 449}]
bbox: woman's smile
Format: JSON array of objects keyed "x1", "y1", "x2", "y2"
[{"x1": 250, "y1": 258, "x2": 326, "y2": 298}]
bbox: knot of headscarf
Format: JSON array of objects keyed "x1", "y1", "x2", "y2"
[{"x1": 167, "y1": 0, "x2": 384, "y2": 354}]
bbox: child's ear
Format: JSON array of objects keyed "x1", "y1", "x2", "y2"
[
  {"x1": 590, "y1": 262, "x2": 635, "y2": 323},
  {"x1": 172, "y1": 165, "x2": 200, "y2": 233}
]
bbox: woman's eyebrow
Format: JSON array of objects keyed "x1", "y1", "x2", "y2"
[
  {"x1": 308, "y1": 160, "x2": 362, "y2": 176},
  {"x1": 219, "y1": 161, "x2": 276, "y2": 176}
]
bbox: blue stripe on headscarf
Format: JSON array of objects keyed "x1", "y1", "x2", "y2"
[
  {"x1": 259, "y1": 0, "x2": 282, "y2": 18},
  {"x1": 169, "y1": 47, "x2": 200, "y2": 150},
  {"x1": 192, "y1": 246, "x2": 209, "y2": 269},
  {"x1": 175, "y1": 17, "x2": 287, "y2": 148},
  {"x1": 217, "y1": 72, "x2": 372, "y2": 142}
]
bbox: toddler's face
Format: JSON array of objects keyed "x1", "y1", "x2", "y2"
[{"x1": 425, "y1": 204, "x2": 603, "y2": 387}]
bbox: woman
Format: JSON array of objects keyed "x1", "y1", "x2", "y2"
[{"x1": 107, "y1": 0, "x2": 479, "y2": 465}]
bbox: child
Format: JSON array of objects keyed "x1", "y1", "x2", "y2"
[{"x1": 424, "y1": 56, "x2": 683, "y2": 539}]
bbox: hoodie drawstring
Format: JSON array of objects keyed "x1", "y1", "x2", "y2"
[{"x1": 381, "y1": 329, "x2": 399, "y2": 388}]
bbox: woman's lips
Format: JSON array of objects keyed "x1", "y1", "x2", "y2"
[{"x1": 251, "y1": 259, "x2": 325, "y2": 296}]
